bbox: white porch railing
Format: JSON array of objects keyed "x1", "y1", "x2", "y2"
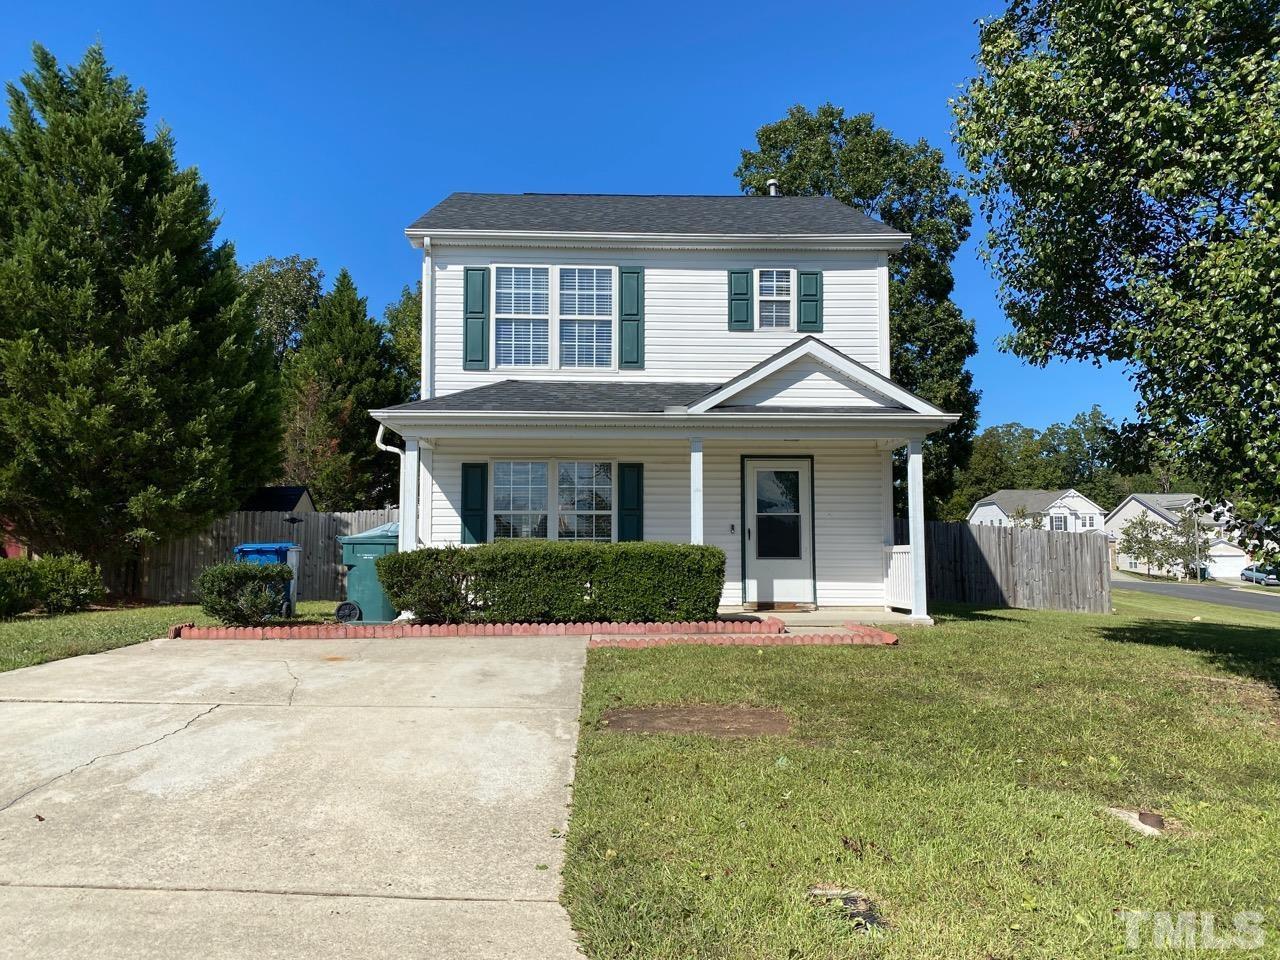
[{"x1": 884, "y1": 544, "x2": 913, "y2": 610}]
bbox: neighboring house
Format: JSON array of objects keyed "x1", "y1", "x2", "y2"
[
  {"x1": 238, "y1": 486, "x2": 316, "y2": 513},
  {"x1": 371, "y1": 192, "x2": 960, "y2": 620},
  {"x1": 1105, "y1": 493, "x2": 1251, "y2": 580},
  {"x1": 967, "y1": 489, "x2": 1106, "y2": 533}
]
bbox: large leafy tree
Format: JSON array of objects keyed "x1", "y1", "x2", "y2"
[
  {"x1": 281, "y1": 269, "x2": 409, "y2": 509},
  {"x1": 736, "y1": 104, "x2": 980, "y2": 515},
  {"x1": 0, "y1": 44, "x2": 280, "y2": 559},
  {"x1": 953, "y1": 0, "x2": 1280, "y2": 549},
  {"x1": 941, "y1": 406, "x2": 1198, "y2": 519},
  {"x1": 383, "y1": 281, "x2": 421, "y2": 397},
  {"x1": 243, "y1": 254, "x2": 323, "y2": 361}
]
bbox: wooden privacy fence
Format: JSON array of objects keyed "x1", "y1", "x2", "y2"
[
  {"x1": 103, "y1": 509, "x2": 398, "y2": 603},
  {"x1": 894, "y1": 520, "x2": 1111, "y2": 614}
]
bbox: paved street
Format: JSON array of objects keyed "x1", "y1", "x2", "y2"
[
  {"x1": 0, "y1": 635, "x2": 586, "y2": 959},
  {"x1": 1113, "y1": 575, "x2": 1280, "y2": 614}
]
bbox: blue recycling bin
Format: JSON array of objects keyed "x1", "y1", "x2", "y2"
[{"x1": 233, "y1": 542, "x2": 302, "y2": 616}]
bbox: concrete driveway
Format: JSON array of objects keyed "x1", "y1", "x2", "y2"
[{"x1": 0, "y1": 635, "x2": 586, "y2": 959}]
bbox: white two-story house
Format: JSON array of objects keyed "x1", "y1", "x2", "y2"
[{"x1": 372, "y1": 192, "x2": 958, "y2": 621}]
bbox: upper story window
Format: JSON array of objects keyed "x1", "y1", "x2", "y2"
[
  {"x1": 559, "y1": 268, "x2": 613, "y2": 368},
  {"x1": 494, "y1": 266, "x2": 550, "y2": 367},
  {"x1": 757, "y1": 269, "x2": 794, "y2": 329}
]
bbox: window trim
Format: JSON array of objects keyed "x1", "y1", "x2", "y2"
[
  {"x1": 557, "y1": 265, "x2": 618, "y2": 370},
  {"x1": 491, "y1": 264, "x2": 552, "y2": 370},
  {"x1": 487, "y1": 458, "x2": 620, "y2": 543},
  {"x1": 488, "y1": 264, "x2": 619, "y2": 372},
  {"x1": 754, "y1": 267, "x2": 797, "y2": 332}
]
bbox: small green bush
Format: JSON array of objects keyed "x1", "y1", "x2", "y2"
[
  {"x1": 32, "y1": 554, "x2": 105, "y2": 615},
  {"x1": 0, "y1": 557, "x2": 38, "y2": 619},
  {"x1": 196, "y1": 561, "x2": 293, "y2": 626},
  {"x1": 376, "y1": 540, "x2": 726, "y2": 624}
]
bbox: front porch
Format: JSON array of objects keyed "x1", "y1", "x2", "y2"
[{"x1": 386, "y1": 434, "x2": 934, "y2": 623}]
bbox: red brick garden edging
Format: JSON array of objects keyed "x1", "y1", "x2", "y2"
[{"x1": 167, "y1": 617, "x2": 789, "y2": 641}]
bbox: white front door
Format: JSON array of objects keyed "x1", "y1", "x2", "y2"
[{"x1": 744, "y1": 459, "x2": 814, "y2": 605}]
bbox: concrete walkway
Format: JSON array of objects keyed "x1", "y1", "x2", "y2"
[{"x1": 0, "y1": 635, "x2": 586, "y2": 959}]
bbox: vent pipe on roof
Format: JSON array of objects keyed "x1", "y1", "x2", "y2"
[{"x1": 766, "y1": 178, "x2": 781, "y2": 197}]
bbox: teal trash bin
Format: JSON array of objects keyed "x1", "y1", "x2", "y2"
[{"x1": 336, "y1": 522, "x2": 399, "y2": 623}]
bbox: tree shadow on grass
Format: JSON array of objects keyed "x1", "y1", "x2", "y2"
[{"x1": 1101, "y1": 618, "x2": 1280, "y2": 691}]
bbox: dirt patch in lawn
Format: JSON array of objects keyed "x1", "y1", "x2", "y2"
[
  {"x1": 600, "y1": 704, "x2": 791, "y2": 737},
  {"x1": 1180, "y1": 672, "x2": 1280, "y2": 730}
]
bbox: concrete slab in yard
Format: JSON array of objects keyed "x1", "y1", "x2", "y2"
[{"x1": 0, "y1": 635, "x2": 586, "y2": 958}]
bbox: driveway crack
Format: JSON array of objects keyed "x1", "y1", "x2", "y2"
[
  {"x1": 281, "y1": 660, "x2": 300, "y2": 706},
  {"x1": 0, "y1": 703, "x2": 221, "y2": 814}
]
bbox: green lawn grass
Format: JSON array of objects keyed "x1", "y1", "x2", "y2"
[
  {"x1": 564, "y1": 589, "x2": 1280, "y2": 958},
  {"x1": 0, "y1": 599, "x2": 334, "y2": 673}
]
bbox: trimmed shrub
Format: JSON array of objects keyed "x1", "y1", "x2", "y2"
[
  {"x1": 32, "y1": 554, "x2": 105, "y2": 615},
  {"x1": 376, "y1": 540, "x2": 726, "y2": 625},
  {"x1": 0, "y1": 557, "x2": 38, "y2": 619},
  {"x1": 196, "y1": 561, "x2": 293, "y2": 626}
]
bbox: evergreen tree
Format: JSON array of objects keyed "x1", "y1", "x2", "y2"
[
  {"x1": 281, "y1": 270, "x2": 409, "y2": 509},
  {"x1": 0, "y1": 44, "x2": 280, "y2": 559}
]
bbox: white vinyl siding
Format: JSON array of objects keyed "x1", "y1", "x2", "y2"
[
  {"x1": 429, "y1": 249, "x2": 885, "y2": 395},
  {"x1": 422, "y1": 439, "x2": 890, "y2": 606}
]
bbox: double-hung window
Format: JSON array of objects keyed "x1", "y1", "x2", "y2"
[
  {"x1": 1050, "y1": 515, "x2": 1068, "y2": 532},
  {"x1": 490, "y1": 460, "x2": 614, "y2": 542},
  {"x1": 557, "y1": 462, "x2": 613, "y2": 540},
  {"x1": 492, "y1": 461, "x2": 549, "y2": 538},
  {"x1": 559, "y1": 268, "x2": 613, "y2": 367},
  {"x1": 494, "y1": 266, "x2": 549, "y2": 367},
  {"x1": 757, "y1": 269, "x2": 794, "y2": 329}
]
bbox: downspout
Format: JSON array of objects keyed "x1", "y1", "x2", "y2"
[{"x1": 375, "y1": 423, "x2": 402, "y2": 461}]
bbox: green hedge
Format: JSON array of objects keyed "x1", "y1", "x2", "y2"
[
  {"x1": 33, "y1": 554, "x2": 105, "y2": 615},
  {"x1": 0, "y1": 557, "x2": 38, "y2": 619},
  {"x1": 376, "y1": 540, "x2": 726, "y2": 624},
  {"x1": 195, "y1": 561, "x2": 293, "y2": 626},
  {"x1": 0, "y1": 554, "x2": 104, "y2": 618}
]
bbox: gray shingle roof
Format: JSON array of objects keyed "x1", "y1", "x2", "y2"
[
  {"x1": 407, "y1": 193, "x2": 906, "y2": 238},
  {"x1": 389, "y1": 381, "x2": 716, "y2": 414},
  {"x1": 380, "y1": 380, "x2": 911, "y2": 415},
  {"x1": 977, "y1": 489, "x2": 1073, "y2": 516}
]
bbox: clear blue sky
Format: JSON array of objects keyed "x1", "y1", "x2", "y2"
[{"x1": 3, "y1": 0, "x2": 1137, "y2": 430}]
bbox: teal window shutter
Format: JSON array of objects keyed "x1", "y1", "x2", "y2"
[
  {"x1": 727, "y1": 270, "x2": 753, "y2": 330},
  {"x1": 617, "y1": 463, "x2": 644, "y2": 541},
  {"x1": 460, "y1": 462, "x2": 488, "y2": 543},
  {"x1": 463, "y1": 268, "x2": 489, "y2": 370},
  {"x1": 618, "y1": 267, "x2": 644, "y2": 369},
  {"x1": 797, "y1": 271, "x2": 823, "y2": 332}
]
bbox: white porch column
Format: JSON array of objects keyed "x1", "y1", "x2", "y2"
[
  {"x1": 418, "y1": 444, "x2": 433, "y2": 548},
  {"x1": 907, "y1": 437, "x2": 929, "y2": 621},
  {"x1": 689, "y1": 437, "x2": 704, "y2": 545},
  {"x1": 399, "y1": 439, "x2": 420, "y2": 552}
]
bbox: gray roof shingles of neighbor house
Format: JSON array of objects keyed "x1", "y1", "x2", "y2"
[
  {"x1": 406, "y1": 193, "x2": 908, "y2": 238},
  {"x1": 978, "y1": 489, "x2": 1073, "y2": 516}
]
